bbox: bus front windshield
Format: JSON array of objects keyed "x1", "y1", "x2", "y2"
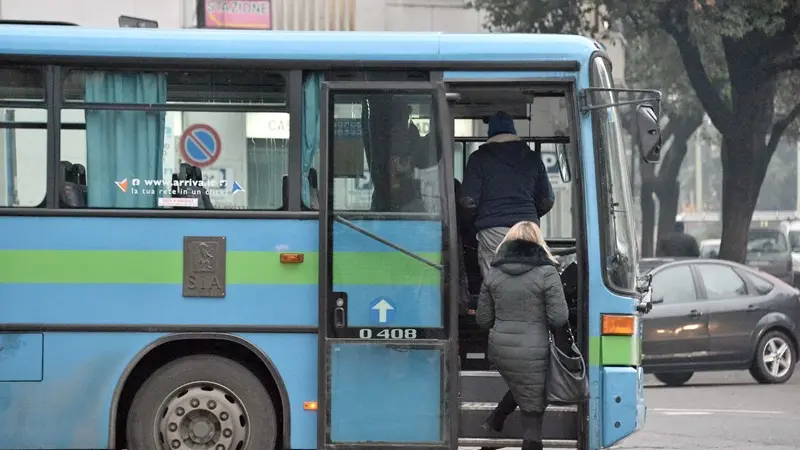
[{"x1": 590, "y1": 57, "x2": 638, "y2": 292}]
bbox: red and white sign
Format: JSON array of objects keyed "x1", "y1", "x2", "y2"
[
  {"x1": 179, "y1": 124, "x2": 222, "y2": 168},
  {"x1": 203, "y1": 0, "x2": 272, "y2": 30}
]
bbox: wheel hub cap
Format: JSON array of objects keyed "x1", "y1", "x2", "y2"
[
  {"x1": 156, "y1": 382, "x2": 250, "y2": 450},
  {"x1": 763, "y1": 337, "x2": 792, "y2": 378}
]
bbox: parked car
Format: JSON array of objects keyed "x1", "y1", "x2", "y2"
[
  {"x1": 780, "y1": 220, "x2": 800, "y2": 288},
  {"x1": 746, "y1": 228, "x2": 793, "y2": 285},
  {"x1": 699, "y1": 239, "x2": 720, "y2": 258},
  {"x1": 640, "y1": 258, "x2": 800, "y2": 387},
  {"x1": 696, "y1": 230, "x2": 792, "y2": 285}
]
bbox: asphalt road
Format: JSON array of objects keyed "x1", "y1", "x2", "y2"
[
  {"x1": 617, "y1": 370, "x2": 800, "y2": 450},
  {"x1": 462, "y1": 370, "x2": 799, "y2": 450}
]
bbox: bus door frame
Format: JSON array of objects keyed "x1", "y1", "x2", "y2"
[
  {"x1": 316, "y1": 79, "x2": 459, "y2": 450},
  {"x1": 446, "y1": 76, "x2": 589, "y2": 448}
]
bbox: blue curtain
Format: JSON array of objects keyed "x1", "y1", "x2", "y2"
[
  {"x1": 85, "y1": 72, "x2": 167, "y2": 208},
  {"x1": 301, "y1": 73, "x2": 323, "y2": 206}
]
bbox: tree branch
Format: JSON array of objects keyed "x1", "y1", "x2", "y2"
[
  {"x1": 660, "y1": 118, "x2": 677, "y2": 144},
  {"x1": 764, "y1": 1, "x2": 800, "y2": 73},
  {"x1": 659, "y1": 7, "x2": 732, "y2": 135},
  {"x1": 767, "y1": 101, "x2": 800, "y2": 154},
  {"x1": 769, "y1": 54, "x2": 800, "y2": 73}
]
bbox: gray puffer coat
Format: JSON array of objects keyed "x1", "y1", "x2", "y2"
[{"x1": 475, "y1": 239, "x2": 569, "y2": 412}]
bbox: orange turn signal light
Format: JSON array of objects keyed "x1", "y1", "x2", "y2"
[
  {"x1": 601, "y1": 314, "x2": 635, "y2": 336},
  {"x1": 304, "y1": 401, "x2": 318, "y2": 411},
  {"x1": 280, "y1": 253, "x2": 305, "y2": 264}
]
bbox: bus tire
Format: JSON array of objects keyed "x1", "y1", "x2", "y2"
[
  {"x1": 749, "y1": 330, "x2": 795, "y2": 384},
  {"x1": 653, "y1": 372, "x2": 693, "y2": 387},
  {"x1": 126, "y1": 354, "x2": 277, "y2": 450}
]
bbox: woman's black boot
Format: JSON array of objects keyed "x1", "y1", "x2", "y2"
[
  {"x1": 480, "y1": 411, "x2": 504, "y2": 433},
  {"x1": 522, "y1": 440, "x2": 544, "y2": 450}
]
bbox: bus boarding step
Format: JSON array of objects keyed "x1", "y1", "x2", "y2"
[
  {"x1": 458, "y1": 438, "x2": 578, "y2": 448},
  {"x1": 460, "y1": 370, "x2": 514, "y2": 402},
  {"x1": 460, "y1": 402, "x2": 578, "y2": 441}
]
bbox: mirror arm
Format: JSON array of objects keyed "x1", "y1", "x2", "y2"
[{"x1": 579, "y1": 87, "x2": 663, "y2": 114}]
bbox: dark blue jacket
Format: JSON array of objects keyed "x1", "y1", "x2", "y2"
[{"x1": 461, "y1": 138, "x2": 555, "y2": 231}]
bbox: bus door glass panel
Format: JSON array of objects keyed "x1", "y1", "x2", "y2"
[{"x1": 324, "y1": 86, "x2": 449, "y2": 445}]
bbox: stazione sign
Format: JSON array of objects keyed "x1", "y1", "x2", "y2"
[{"x1": 202, "y1": 0, "x2": 272, "y2": 30}]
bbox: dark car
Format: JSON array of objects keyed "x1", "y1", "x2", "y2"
[
  {"x1": 746, "y1": 228, "x2": 793, "y2": 285},
  {"x1": 640, "y1": 258, "x2": 800, "y2": 386}
]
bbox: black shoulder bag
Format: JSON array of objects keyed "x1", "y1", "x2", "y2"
[{"x1": 546, "y1": 325, "x2": 589, "y2": 405}]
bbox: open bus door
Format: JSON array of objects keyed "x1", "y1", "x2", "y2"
[{"x1": 317, "y1": 79, "x2": 459, "y2": 449}]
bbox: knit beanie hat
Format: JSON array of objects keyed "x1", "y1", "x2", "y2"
[{"x1": 487, "y1": 111, "x2": 517, "y2": 138}]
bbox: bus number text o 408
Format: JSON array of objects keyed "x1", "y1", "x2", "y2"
[{"x1": 358, "y1": 328, "x2": 418, "y2": 339}]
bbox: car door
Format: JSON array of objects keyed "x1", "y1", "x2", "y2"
[
  {"x1": 700, "y1": 263, "x2": 770, "y2": 363},
  {"x1": 643, "y1": 264, "x2": 710, "y2": 368}
]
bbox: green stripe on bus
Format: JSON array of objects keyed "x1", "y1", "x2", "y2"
[
  {"x1": 0, "y1": 250, "x2": 440, "y2": 285},
  {"x1": 588, "y1": 335, "x2": 642, "y2": 366}
]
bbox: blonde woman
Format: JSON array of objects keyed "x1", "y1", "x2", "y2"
[{"x1": 475, "y1": 221, "x2": 569, "y2": 450}]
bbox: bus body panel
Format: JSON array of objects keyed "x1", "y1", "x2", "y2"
[{"x1": 0, "y1": 332, "x2": 319, "y2": 449}]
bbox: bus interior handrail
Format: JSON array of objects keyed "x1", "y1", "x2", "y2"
[
  {"x1": 333, "y1": 215, "x2": 443, "y2": 271},
  {"x1": 454, "y1": 136, "x2": 570, "y2": 143}
]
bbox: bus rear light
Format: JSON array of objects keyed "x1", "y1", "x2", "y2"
[
  {"x1": 280, "y1": 253, "x2": 305, "y2": 264},
  {"x1": 602, "y1": 314, "x2": 635, "y2": 336},
  {"x1": 304, "y1": 401, "x2": 318, "y2": 411}
]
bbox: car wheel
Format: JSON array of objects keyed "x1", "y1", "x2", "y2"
[
  {"x1": 654, "y1": 372, "x2": 693, "y2": 387},
  {"x1": 126, "y1": 354, "x2": 277, "y2": 450},
  {"x1": 750, "y1": 330, "x2": 796, "y2": 384}
]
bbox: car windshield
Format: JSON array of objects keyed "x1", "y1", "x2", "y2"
[{"x1": 747, "y1": 230, "x2": 788, "y2": 253}]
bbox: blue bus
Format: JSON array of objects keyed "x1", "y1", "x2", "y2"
[{"x1": 0, "y1": 24, "x2": 659, "y2": 450}]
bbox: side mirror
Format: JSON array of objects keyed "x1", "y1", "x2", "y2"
[
  {"x1": 636, "y1": 104, "x2": 662, "y2": 163},
  {"x1": 555, "y1": 143, "x2": 571, "y2": 183}
]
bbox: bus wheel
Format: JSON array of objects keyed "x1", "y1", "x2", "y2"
[
  {"x1": 126, "y1": 354, "x2": 277, "y2": 450},
  {"x1": 750, "y1": 330, "x2": 795, "y2": 384},
  {"x1": 653, "y1": 372, "x2": 693, "y2": 387}
]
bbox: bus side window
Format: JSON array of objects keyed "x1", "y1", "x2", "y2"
[{"x1": 60, "y1": 69, "x2": 288, "y2": 211}]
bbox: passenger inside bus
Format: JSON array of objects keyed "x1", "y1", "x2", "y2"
[
  {"x1": 385, "y1": 100, "x2": 429, "y2": 213},
  {"x1": 461, "y1": 110, "x2": 556, "y2": 279},
  {"x1": 58, "y1": 160, "x2": 87, "y2": 208}
]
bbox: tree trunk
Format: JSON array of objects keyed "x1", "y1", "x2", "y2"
[
  {"x1": 718, "y1": 139, "x2": 772, "y2": 262},
  {"x1": 646, "y1": 113, "x2": 701, "y2": 256},
  {"x1": 716, "y1": 40, "x2": 778, "y2": 263},
  {"x1": 640, "y1": 177, "x2": 656, "y2": 257},
  {"x1": 655, "y1": 180, "x2": 680, "y2": 244},
  {"x1": 654, "y1": 129, "x2": 694, "y2": 245}
]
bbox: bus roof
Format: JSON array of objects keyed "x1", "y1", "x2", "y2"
[{"x1": 0, "y1": 26, "x2": 598, "y2": 65}]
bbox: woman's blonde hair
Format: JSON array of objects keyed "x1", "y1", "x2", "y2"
[{"x1": 498, "y1": 221, "x2": 558, "y2": 264}]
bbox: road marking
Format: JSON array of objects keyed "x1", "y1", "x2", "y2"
[
  {"x1": 652, "y1": 408, "x2": 783, "y2": 415},
  {"x1": 660, "y1": 411, "x2": 711, "y2": 416}
]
